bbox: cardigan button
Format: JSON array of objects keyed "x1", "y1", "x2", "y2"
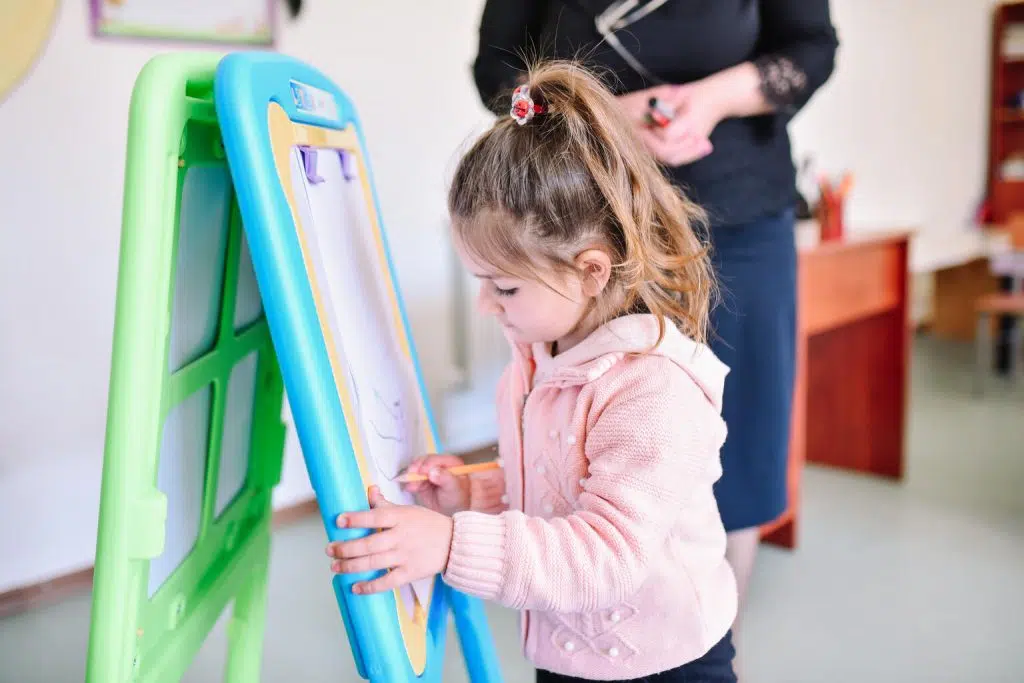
[
  {"x1": 567, "y1": 435, "x2": 577, "y2": 445},
  {"x1": 610, "y1": 611, "x2": 620, "y2": 623},
  {"x1": 500, "y1": 494, "x2": 509, "y2": 504},
  {"x1": 543, "y1": 502, "x2": 554, "y2": 514},
  {"x1": 579, "y1": 478, "x2": 587, "y2": 488},
  {"x1": 564, "y1": 641, "x2": 576, "y2": 652},
  {"x1": 549, "y1": 430, "x2": 558, "y2": 439},
  {"x1": 608, "y1": 647, "x2": 619, "y2": 658},
  {"x1": 535, "y1": 464, "x2": 546, "y2": 474}
]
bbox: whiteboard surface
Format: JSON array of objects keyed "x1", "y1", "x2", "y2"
[
  {"x1": 169, "y1": 165, "x2": 230, "y2": 372},
  {"x1": 216, "y1": 352, "x2": 259, "y2": 518},
  {"x1": 150, "y1": 386, "x2": 211, "y2": 597},
  {"x1": 233, "y1": 231, "x2": 264, "y2": 331}
]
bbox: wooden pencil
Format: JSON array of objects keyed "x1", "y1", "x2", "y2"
[{"x1": 393, "y1": 460, "x2": 502, "y2": 484}]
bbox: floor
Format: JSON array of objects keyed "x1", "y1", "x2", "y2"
[{"x1": 2, "y1": 334, "x2": 1023, "y2": 683}]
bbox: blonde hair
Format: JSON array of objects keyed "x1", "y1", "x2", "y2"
[{"x1": 448, "y1": 60, "x2": 716, "y2": 345}]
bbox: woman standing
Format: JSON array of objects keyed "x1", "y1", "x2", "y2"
[{"x1": 470, "y1": 0, "x2": 838, "y2": 640}]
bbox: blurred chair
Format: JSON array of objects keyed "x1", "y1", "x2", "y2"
[{"x1": 974, "y1": 214, "x2": 1024, "y2": 394}]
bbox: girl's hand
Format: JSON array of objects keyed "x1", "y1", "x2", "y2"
[
  {"x1": 326, "y1": 486, "x2": 454, "y2": 595},
  {"x1": 402, "y1": 454, "x2": 470, "y2": 515},
  {"x1": 468, "y1": 466, "x2": 507, "y2": 514}
]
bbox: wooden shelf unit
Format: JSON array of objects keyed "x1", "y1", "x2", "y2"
[{"x1": 988, "y1": 2, "x2": 1024, "y2": 221}]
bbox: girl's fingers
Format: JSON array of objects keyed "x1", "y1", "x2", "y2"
[
  {"x1": 353, "y1": 567, "x2": 409, "y2": 595},
  {"x1": 336, "y1": 505, "x2": 399, "y2": 530},
  {"x1": 429, "y1": 467, "x2": 457, "y2": 489},
  {"x1": 331, "y1": 551, "x2": 403, "y2": 575},
  {"x1": 420, "y1": 454, "x2": 464, "y2": 470},
  {"x1": 399, "y1": 454, "x2": 461, "y2": 483},
  {"x1": 367, "y1": 486, "x2": 393, "y2": 508},
  {"x1": 326, "y1": 528, "x2": 399, "y2": 559},
  {"x1": 403, "y1": 458, "x2": 428, "y2": 475}
]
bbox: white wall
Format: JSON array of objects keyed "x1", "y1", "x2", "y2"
[
  {"x1": 790, "y1": 0, "x2": 998, "y2": 273},
  {"x1": 0, "y1": 0, "x2": 1002, "y2": 593}
]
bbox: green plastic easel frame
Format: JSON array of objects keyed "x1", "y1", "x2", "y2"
[{"x1": 85, "y1": 54, "x2": 287, "y2": 683}]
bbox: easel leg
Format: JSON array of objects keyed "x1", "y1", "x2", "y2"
[
  {"x1": 450, "y1": 590, "x2": 505, "y2": 683},
  {"x1": 224, "y1": 529, "x2": 272, "y2": 683}
]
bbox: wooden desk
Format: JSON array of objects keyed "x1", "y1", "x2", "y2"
[{"x1": 761, "y1": 230, "x2": 913, "y2": 549}]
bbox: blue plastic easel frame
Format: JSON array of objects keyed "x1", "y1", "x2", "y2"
[{"x1": 213, "y1": 52, "x2": 503, "y2": 683}]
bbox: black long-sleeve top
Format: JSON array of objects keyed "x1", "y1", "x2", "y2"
[{"x1": 472, "y1": 0, "x2": 839, "y2": 227}]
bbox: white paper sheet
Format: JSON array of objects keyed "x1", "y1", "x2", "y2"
[{"x1": 289, "y1": 147, "x2": 433, "y2": 617}]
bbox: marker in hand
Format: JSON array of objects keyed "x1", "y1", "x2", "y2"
[{"x1": 645, "y1": 96, "x2": 675, "y2": 128}]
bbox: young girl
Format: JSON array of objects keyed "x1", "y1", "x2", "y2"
[{"x1": 325, "y1": 60, "x2": 738, "y2": 683}]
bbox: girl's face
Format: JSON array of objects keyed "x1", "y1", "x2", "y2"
[{"x1": 455, "y1": 241, "x2": 593, "y2": 350}]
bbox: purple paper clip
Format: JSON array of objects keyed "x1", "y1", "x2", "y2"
[
  {"x1": 299, "y1": 146, "x2": 324, "y2": 184},
  {"x1": 338, "y1": 150, "x2": 355, "y2": 181}
]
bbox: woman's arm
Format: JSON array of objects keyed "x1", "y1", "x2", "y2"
[
  {"x1": 703, "y1": 0, "x2": 839, "y2": 120},
  {"x1": 645, "y1": 0, "x2": 839, "y2": 166},
  {"x1": 472, "y1": 0, "x2": 550, "y2": 114}
]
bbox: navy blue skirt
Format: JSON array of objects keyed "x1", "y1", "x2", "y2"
[
  {"x1": 535, "y1": 630, "x2": 736, "y2": 682},
  {"x1": 707, "y1": 209, "x2": 797, "y2": 532}
]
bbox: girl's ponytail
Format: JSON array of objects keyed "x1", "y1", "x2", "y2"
[{"x1": 450, "y1": 60, "x2": 716, "y2": 345}]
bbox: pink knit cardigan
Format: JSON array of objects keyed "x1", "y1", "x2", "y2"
[{"x1": 442, "y1": 315, "x2": 738, "y2": 680}]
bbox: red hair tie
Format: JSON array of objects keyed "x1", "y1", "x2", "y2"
[{"x1": 510, "y1": 85, "x2": 545, "y2": 125}]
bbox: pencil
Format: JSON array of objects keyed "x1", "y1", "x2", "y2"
[{"x1": 393, "y1": 460, "x2": 502, "y2": 484}]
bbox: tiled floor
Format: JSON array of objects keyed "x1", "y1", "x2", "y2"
[{"x1": 2, "y1": 335, "x2": 1022, "y2": 682}]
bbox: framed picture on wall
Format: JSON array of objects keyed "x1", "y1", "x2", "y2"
[{"x1": 89, "y1": 0, "x2": 276, "y2": 46}]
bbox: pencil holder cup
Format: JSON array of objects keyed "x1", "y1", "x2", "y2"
[{"x1": 816, "y1": 197, "x2": 845, "y2": 241}]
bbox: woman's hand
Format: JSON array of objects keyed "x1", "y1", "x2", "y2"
[
  {"x1": 402, "y1": 454, "x2": 470, "y2": 516},
  {"x1": 638, "y1": 81, "x2": 725, "y2": 167},
  {"x1": 326, "y1": 486, "x2": 454, "y2": 595},
  {"x1": 615, "y1": 84, "x2": 678, "y2": 125},
  {"x1": 616, "y1": 82, "x2": 718, "y2": 167},
  {"x1": 639, "y1": 62, "x2": 773, "y2": 167}
]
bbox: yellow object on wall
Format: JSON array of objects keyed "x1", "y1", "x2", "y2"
[{"x1": 0, "y1": 0, "x2": 59, "y2": 102}]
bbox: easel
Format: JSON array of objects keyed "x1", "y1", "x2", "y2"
[{"x1": 85, "y1": 53, "x2": 502, "y2": 683}]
